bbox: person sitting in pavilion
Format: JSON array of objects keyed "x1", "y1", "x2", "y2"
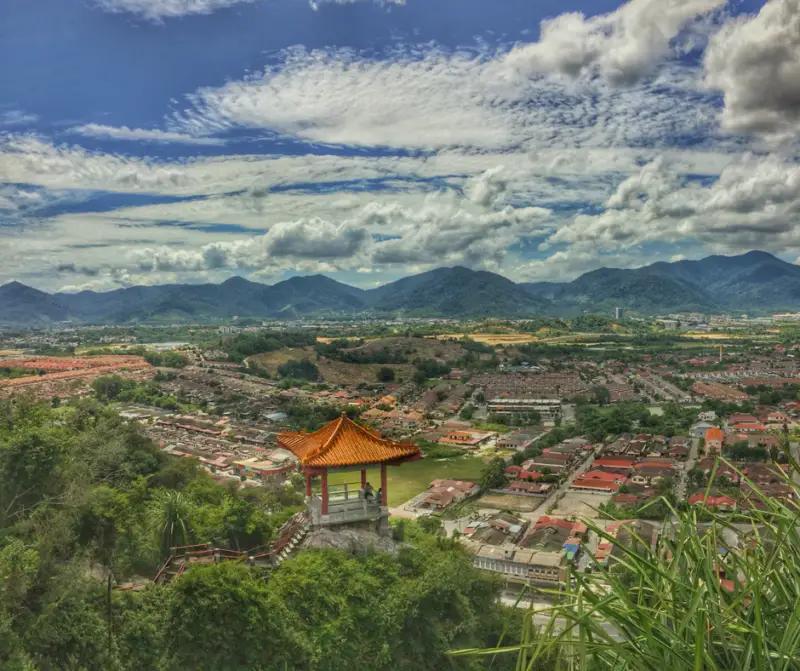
[{"x1": 364, "y1": 482, "x2": 375, "y2": 501}]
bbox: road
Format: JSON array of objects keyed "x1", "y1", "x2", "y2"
[
  {"x1": 440, "y1": 446, "x2": 599, "y2": 536},
  {"x1": 675, "y1": 437, "x2": 701, "y2": 502}
]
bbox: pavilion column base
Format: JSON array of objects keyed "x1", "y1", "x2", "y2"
[{"x1": 377, "y1": 513, "x2": 391, "y2": 538}]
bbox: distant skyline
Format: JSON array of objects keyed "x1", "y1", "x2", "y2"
[{"x1": 1, "y1": 0, "x2": 796, "y2": 293}]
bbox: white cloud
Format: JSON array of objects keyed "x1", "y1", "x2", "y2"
[
  {"x1": 504, "y1": 0, "x2": 726, "y2": 86},
  {"x1": 309, "y1": 0, "x2": 404, "y2": 8},
  {"x1": 465, "y1": 166, "x2": 510, "y2": 207},
  {"x1": 704, "y1": 0, "x2": 800, "y2": 137},
  {"x1": 0, "y1": 185, "x2": 43, "y2": 212},
  {"x1": 70, "y1": 123, "x2": 224, "y2": 145},
  {"x1": 0, "y1": 110, "x2": 39, "y2": 127},
  {"x1": 93, "y1": 0, "x2": 255, "y2": 21},
  {"x1": 511, "y1": 249, "x2": 649, "y2": 282},
  {"x1": 545, "y1": 153, "x2": 800, "y2": 255},
  {"x1": 129, "y1": 218, "x2": 372, "y2": 273},
  {"x1": 174, "y1": 47, "x2": 519, "y2": 150},
  {"x1": 172, "y1": 44, "x2": 725, "y2": 151}
]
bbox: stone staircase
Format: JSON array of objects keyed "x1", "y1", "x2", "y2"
[
  {"x1": 269, "y1": 511, "x2": 311, "y2": 567},
  {"x1": 152, "y1": 513, "x2": 311, "y2": 585},
  {"x1": 153, "y1": 544, "x2": 245, "y2": 585}
]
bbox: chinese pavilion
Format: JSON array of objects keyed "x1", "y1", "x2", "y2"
[{"x1": 278, "y1": 414, "x2": 421, "y2": 529}]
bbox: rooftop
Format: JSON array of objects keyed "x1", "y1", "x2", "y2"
[{"x1": 278, "y1": 414, "x2": 421, "y2": 468}]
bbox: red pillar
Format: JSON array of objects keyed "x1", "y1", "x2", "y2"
[
  {"x1": 305, "y1": 474, "x2": 312, "y2": 498},
  {"x1": 361, "y1": 469, "x2": 367, "y2": 488},
  {"x1": 380, "y1": 463, "x2": 387, "y2": 505},
  {"x1": 321, "y1": 470, "x2": 329, "y2": 515}
]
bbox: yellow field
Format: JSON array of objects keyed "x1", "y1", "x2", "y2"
[
  {"x1": 315, "y1": 337, "x2": 379, "y2": 344},
  {"x1": 0, "y1": 350, "x2": 25, "y2": 356},
  {"x1": 684, "y1": 333, "x2": 778, "y2": 340},
  {"x1": 429, "y1": 332, "x2": 539, "y2": 345}
]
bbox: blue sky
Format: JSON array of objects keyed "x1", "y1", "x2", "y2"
[{"x1": 1, "y1": 0, "x2": 797, "y2": 293}]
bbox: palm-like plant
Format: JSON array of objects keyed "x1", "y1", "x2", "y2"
[
  {"x1": 453, "y1": 451, "x2": 800, "y2": 670},
  {"x1": 148, "y1": 489, "x2": 194, "y2": 558}
]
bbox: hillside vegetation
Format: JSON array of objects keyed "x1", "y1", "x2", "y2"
[{"x1": 0, "y1": 397, "x2": 513, "y2": 670}]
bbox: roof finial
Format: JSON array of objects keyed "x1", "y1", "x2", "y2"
[{"x1": 341, "y1": 411, "x2": 347, "y2": 418}]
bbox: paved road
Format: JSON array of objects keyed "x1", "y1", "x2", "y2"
[
  {"x1": 515, "y1": 449, "x2": 598, "y2": 524},
  {"x1": 439, "y1": 447, "x2": 599, "y2": 536},
  {"x1": 675, "y1": 437, "x2": 701, "y2": 501}
]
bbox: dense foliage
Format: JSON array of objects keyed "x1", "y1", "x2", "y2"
[
  {"x1": 92, "y1": 375, "x2": 189, "y2": 411},
  {"x1": 0, "y1": 398, "x2": 512, "y2": 670},
  {"x1": 219, "y1": 330, "x2": 318, "y2": 363},
  {"x1": 277, "y1": 358, "x2": 321, "y2": 381}
]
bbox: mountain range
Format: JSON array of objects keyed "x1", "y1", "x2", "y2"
[{"x1": 2, "y1": 251, "x2": 800, "y2": 325}]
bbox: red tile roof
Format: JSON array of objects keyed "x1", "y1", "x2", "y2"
[
  {"x1": 705, "y1": 427, "x2": 724, "y2": 442},
  {"x1": 688, "y1": 493, "x2": 736, "y2": 506},
  {"x1": 571, "y1": 478, "x2": 621, "y2": 492},
  {"x1": 583, "y1": 470, "x2": 623, "y2": 482},
  {"x1": 733, "y1": 423, "x2": 767, "y2": 431},
  {"x1": 278, "y1": 414, "x2": 421, "y2": 468}
]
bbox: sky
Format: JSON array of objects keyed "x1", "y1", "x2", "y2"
[{"x1": 1, "y1": 0, "x2": 798, "y2": 293}]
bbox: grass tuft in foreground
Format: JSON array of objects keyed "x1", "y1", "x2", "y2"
[{"x1": 452, "y1": 447, "x2": 800, "y2": 670}]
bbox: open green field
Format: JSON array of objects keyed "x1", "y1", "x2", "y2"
[{"x1": 323, "y1": 456, "x2": 486, "y2": 507}]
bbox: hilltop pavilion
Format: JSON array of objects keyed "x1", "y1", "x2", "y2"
[{"x1": 278, "y1": 414, "x2": 421, "y2": 528}]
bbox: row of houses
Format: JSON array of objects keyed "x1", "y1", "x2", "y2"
[{"x1": 465, "y1": 515, "x2": 588, "y2": 586}]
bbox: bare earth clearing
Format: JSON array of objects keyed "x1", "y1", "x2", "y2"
[
  {"x1": 478, "y1": 493, "x2": 541, "y2": 512},
  {"x1": 252, "y1": 337, "x2": 470, "y2": 384},
  {"x1": 251, "y1": 346, "x2": 415, "y2": 385}
]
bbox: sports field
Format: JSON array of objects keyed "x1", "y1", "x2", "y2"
[{"x1": 324, "y1": 456, "x2": 486, "y2": 507}]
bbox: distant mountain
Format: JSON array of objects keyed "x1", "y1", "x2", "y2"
[
  {"x1": 520, "y1": 281, "x2": 565, "y2": 301},
  {"x1": 0, "y1": 282, "x2": 73, "y2": 325},
  {"x1": 4, "y1": 251, "x2": 800, "y2": 325},
  {"x1": 551, "y1": 250, "x2": 800, "y2": 314},
  {"x1": 51, "y1": 274, "x2": 369, "y2": 323},
  {"x1": 552, "y1": 267, "x2": 715, "y2": 313},
  {"x1": 266, "y1": 275, "x2": 367, "y2": 317},
  {"x1": 365, "y1": 266, "x2": 552, "y2": 317}
]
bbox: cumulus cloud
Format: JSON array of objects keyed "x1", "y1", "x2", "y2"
[
  {"x1": 130, "y1": 218, "x2": 373, "y2": 273},
  {"x1": 70, "y1": 124, "x2": 224, "y2": 145},
  {"x1": 93, "y1": 0, "x2": 255, "y2": 21},
  {"x1": 74, "y1": 185, "x2": 552, "y2": 281},
  {"x1": 545, "y1": 153, "x2": 800, "y2": 255},
  {"x1": 511, "y1": 249, "x2": 649, "y2": 282},
  {"x1": 465, "y1": 166, "x2": 510, "y2": 208},
  {"x1": 704, "y1": 0, "x2": 800, "y2": 136},
  {"x1": 505, "y1": 0, "x2": 725, "y2": 86},
  {"x1": 56, "y1": 263, "x2": 100, "y2": 276}
]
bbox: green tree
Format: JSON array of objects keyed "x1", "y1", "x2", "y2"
[
  {"x1": 480, "y1": 457, "x2": 508, "y2": 491},
  {"x1": 277, "y1": 359, "x2": 320, "y2": 381},
  {"x1": 376, "y1": 366, "x2": 395, "y2": 382},
  {"x1": 148, "y1": 490, "x2": 194, "y2": 558},
  {"x1": 592, "y1": 385, "x2": 611, "y2": 406},
  {"x1": 161, "y1": 563, "x2": 301, "y2": 670}
]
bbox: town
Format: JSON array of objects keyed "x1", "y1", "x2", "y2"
[{"x1": 3, "y1": 315, "x2": 800, "y2": 599}]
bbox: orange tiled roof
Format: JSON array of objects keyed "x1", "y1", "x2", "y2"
[{"x1": 278, "y1": 414, "x2": 421, "y2": 468}]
